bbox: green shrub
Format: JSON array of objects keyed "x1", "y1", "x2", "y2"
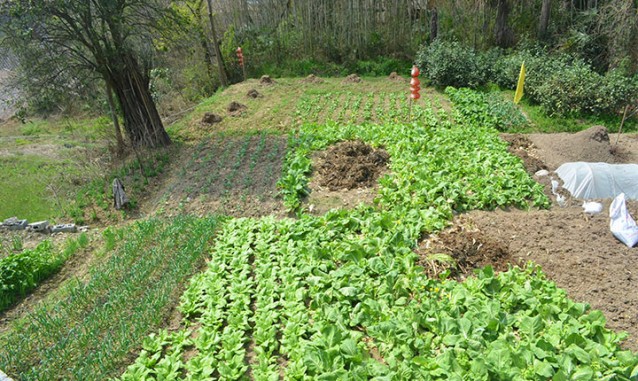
[
  {"x1": 351, "y1": 58, "x2": 411, "y2": 76},
  {"x1": 415, "y1": 40, "x2": 487, "y2": 88},
  {"x1": 490, "y1": 50, "x2": 529, "y2": 89},
  {"x1": 475, "y1": 46, "x2": 638, "y2": 117},
  {"x1": 535, "y1": 63, "x2": 638, "y2": 116}
]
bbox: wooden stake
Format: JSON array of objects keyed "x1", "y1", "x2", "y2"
[{"x1": 614, "y1": 104, "x2": 630, "y2": 149}]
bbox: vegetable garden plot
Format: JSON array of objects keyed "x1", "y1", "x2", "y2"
[
  {"x1": 0, "y1": 216, "x2": 223, "y2": 380},
  {"x1": 177, "y1": 133, "x2": 286, "y2": 198},
  {"x1": 295, "y1": 91, "x2": 445, "y2": 126},
  {"x1": 158, "y1": 133, "x2": 288, "y2": 217},
  {"x1": 122, "y1": 96, "x2": 638, "y2": 379}
]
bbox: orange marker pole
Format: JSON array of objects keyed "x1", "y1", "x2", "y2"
[{"x1": 237, "y1": 47, "x2": 246, "y2": 81}]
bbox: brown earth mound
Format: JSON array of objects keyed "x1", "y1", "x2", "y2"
[
  {"x1": 246, "y1": 89, "x2": 262, "y2": 98},
  {"x1": 526, "y1": 125, "x2": 628, "y2": 170},
  {"x1": 201, "y1": 112, "x2": 222, "y2": 125},
  {"x1": 227, "y1": 101, "x2": 247, "y2": 117},
  {"x1": 342, "y1": 74, "x2": 361, "y2": 84},
  {"x1": 259, "y1": 75, "x2": 275, "y2": 85},
  {"x1": 315, "y1": 140, "x2": 389, "y2": 191},
  {"x1": 501, "y1": 134, "x2": 547, "y2": 175},
  {"x1": 388, "y1": 72, "x2": 405, "y2": 82},
  {"x1": 301, "y1": 74, "x2": 323, "y2": 84},
  {"x1": 416, "y1": 224, "x2": 516, "y2": 280}
]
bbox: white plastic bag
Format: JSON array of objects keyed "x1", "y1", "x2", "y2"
[
  {"x1": 609, "y1": 193, "x2": 638, "y2": 248},
  {"x1": 582, "y1": 201, "x2": 603, "y2": 215}
]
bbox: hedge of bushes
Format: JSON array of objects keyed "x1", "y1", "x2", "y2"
[{"x1": 415, "y1": 40, "x2": 638, "y2": 117}]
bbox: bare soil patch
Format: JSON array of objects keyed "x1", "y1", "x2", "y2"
[
  {"x1": 306, "y1": 140, "x2": 389, "y2": 214},
  {"x1": 246, "y1": 89, "x2": 262, "y2": 99},
  {"x1": 201, "y1": 112, "x2": 222, "y2": 125},
  {"x1": 510, "y1": 126, "x2": 637, "y2": 171},
  {"x1": 315, "y1": 140, "x2": 389, "y2": 191},
  {"x1": 456, "y1": 128, "x2": 638, "y2": 350},
  {"x1": 0, "y1": 141, "x2": 67, "y2": 160},
  {"x1": 227, "y1": 101, "x2": 247, "y2": 117},
  {"x1": 416, "y1": 224, "x2": 517, "y2": 280},
  {"x1": 388, "y1": 72, "x2": 405, "y2": 82},
  {"x1": 342, "y1": 74, "x2": 362, "y2": 84},
  {"x1": 500, "y1": 134, "x2": 547, "y2": 175}
]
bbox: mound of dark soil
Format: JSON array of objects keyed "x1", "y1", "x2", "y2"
[
  {"x1": 342, "y1": 74, "x2": 361, "y2": 84},
  {"x1": 246, "y1": 89, "x2": 262, "y2": 99},
  {"x1": 259, "y1": 75, "x2": 275, "y2": 85},
  {"x1": 388, "y1": 72, "x2": 405, "y2": 82},
  {"x1": 315, "y1": 140, "x2": 389, "y2": 191},
  {"x1": 416, "y1": 225, "x2": 516, "y2": 280},
  {"x1": 501, "y1": 134, "x2": 547, "y2": 175},
  {"x1": 301, "y1": 74, "x2": 323, "y2": 84},
  {"x1": 201, "y1": 112, "x2": 223, "y2": 125},
  {"x1": 227, "y1": 101, "x2": 247, "y2": 117}
]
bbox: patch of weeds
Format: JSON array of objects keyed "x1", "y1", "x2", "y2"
[{"x1": 20, "y1": 122, "x2": 46, "y2": 136}]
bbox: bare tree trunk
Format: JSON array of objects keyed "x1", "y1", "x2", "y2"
[
  {"x1": 495, "y1": 0, "x2": 513, "y2": 48},
  {"x1": 429, "y1": 7, "x2": 438, "y2": 42},
  {"x1": 107, "y1": 54, "x2": 171, "y2": 148},
  {"x1": 105, "y1": 80, "x2": 125, "y2": 155},
  {"x1": 206, "y1": 0, "x2": 229, "y2": 87},
  {"x1": 539, "y1": 0, "x2": 552, "y2": 39}
]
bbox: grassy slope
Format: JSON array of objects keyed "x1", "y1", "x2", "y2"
[{"x1": 0, "y1": 117, "x2": 112, "y2": 221}]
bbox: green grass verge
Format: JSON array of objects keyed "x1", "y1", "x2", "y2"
[
  {"x1": 0, "y1": 155, "x2": 74, "y2": 221},
  {"x1": 0, "y1": 215, "x2": 224, "y2": 380},
  {"x1": 0, "y1": 116, "x2": 113, "y2": 222}
]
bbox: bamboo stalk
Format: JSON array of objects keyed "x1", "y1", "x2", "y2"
[{"x1": 613, "y1": 104, "x2": 630, "y2": 149}]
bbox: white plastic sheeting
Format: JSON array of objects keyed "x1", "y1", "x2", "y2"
[{"x1": 555, "y1": 162, "x2": 638, "y2": 200}]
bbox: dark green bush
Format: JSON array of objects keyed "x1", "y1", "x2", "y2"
[
  {"x1": 415, "y1": 40, "x2": 488, "y2": 88},
  {"x1": 420, "y1": 40, "x2": 638, "y2": 117},
  {"x1": 490, "y1": 50, "x2": 528, "y2": 90},
  {"x1": 533, "y1": 62, "x2": 637, "y2": 116}
]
